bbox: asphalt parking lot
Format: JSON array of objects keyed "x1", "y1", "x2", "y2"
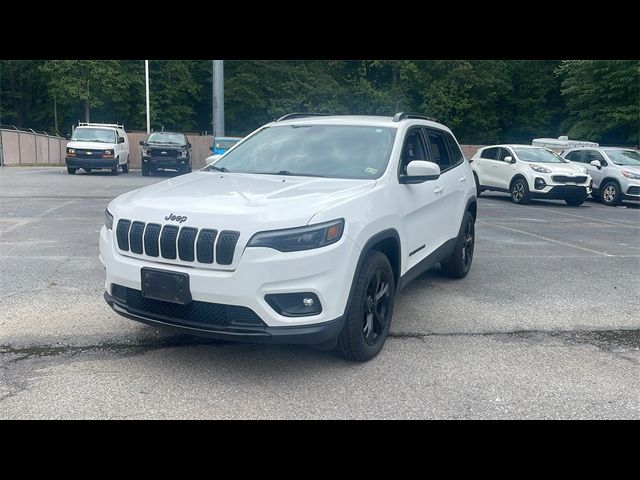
[{"x1": 1, "y1": 167, "x2": 639, "y2": 419}]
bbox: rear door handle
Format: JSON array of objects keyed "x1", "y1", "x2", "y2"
[
  {"x1": 434, "y1": 186, "x2": 444, "y2": 194},
  {"x1": 459, "y1": 177, "x2": 467, "y2": 183},
  {"x1": 492, "y1": 164, "x2": 498, "y2": 168}
]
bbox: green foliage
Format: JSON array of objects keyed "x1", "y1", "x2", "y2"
[
  {"x1": 557, "y1": 60, "x2": 639, "y2": 144},
  {"x1": 1, "y1": 60, "x2": 638, "y2": 145}
]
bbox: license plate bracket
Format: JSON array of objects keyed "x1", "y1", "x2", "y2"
[{"x1": 141, "y1": 267, "x2": 192, "y2": 305}]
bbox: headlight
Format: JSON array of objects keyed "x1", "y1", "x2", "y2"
[
  {"x1": 179, "y1": 148, "x2": 188, "y2": 157},
  {"x1": 67, "y1": 147, "x2": 75, "y2": 156},
  {"x1": 105, "y1": 209, "x2": 114, "y2": 230},
  {"x1": 104, "y1": 150, "x2": 112, "y2": 155},
  {"x1": 142, "y1": 148, "x2": 149, "y2": 155},
  {"x1": 581, "y1": 167, "x2": 588, "y2": 174},
  {"x1": 621, "y1": 170, "x2": 640, "y2": 180},
  {"x1": 529, "y1": 164, "x2": 552, "y2": 174},
  {"x1": 247, "y1": 219, "x2": 344, "y2": 252}
]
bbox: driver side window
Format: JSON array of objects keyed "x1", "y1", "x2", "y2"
[
  {"x1": 497, "y1": 148, "x2": 513, "y2": 161},
  {"x1": 400, "y1": 128, "x2": 428, "y2": 175}
]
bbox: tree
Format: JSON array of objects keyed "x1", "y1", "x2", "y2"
[
  {"x1": 40, "y1": 60, "x2": 134, "y2": 123},
  {"x1": 557, "y1": 60, "x2": 639, "y2": 144}
]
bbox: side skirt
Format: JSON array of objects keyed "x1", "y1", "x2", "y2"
[{"x1": 398, "y1": 237, "x2": 457, "y2": 292}]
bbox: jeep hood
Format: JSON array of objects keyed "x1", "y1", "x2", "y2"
[{"x1": 110, "y1": 171, "x2": 376, "y2": 231}]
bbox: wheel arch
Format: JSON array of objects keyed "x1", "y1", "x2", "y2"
[
  {"x1": 509, "y1": 173, "x2": 529, "y2": 190},
  {"x1": 344, "y1": 229, "x2": 401, "y2": 316}
]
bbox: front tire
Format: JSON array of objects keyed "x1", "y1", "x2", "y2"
[
  {"x1": 142, "y1": 164, "x2": 150, "y2": 176},
  {"x1": 601, "y1": 181, "x2": 621, "y2": 206},
  {"x1": 511, "y1": 177, "x2": 530, "y2": 204},
  {"x1": 441, "y1": 211, "x2": 475, "y2": 278},
  {"x1": 337, "y1": 251, "x2": 395, "y2": 362},
  {"x1": 67, "y1": 167, "x2": 76, "y2": 175},
  {"x1": 565, "y1": 199, "x2": 584, "y2": 206},
  {"x1": 122, "y1": 156, "x2": 129, "y2": 173}
]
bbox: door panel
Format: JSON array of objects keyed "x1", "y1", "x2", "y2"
[
  {"x1": 494, "y1": 147, "x2": 517, "y2": 189},
  {"x1": 584, "y1": 150, "x2": 606, "y2": 189},
  {"x1": 479, "y1": 147, "x2": 500, "y2": 187}
]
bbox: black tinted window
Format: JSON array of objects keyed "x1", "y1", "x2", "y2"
[
  {"x1": 565, "y1": 151, "x2": 584, "y2": 162},
  {"x1": 586, "y1": 151, "x2": 605, "y2": 163},
  {"x1": 443, "y1": 131, "x2": 463, "y2": 166},
  {"x1": 426, "y1": 130, "x2": 452, "y2": 171},
  {"x1": 400, "y1": 128, "x2": 428, "y2": 174},
  {"x1": 481, "y1": 147, "x2": 499, "y2": 160},
  {"x1": 498, "y1": 148, "x2": 513, "y2": 161}
]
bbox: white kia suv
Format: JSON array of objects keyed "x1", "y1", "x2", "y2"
[
  {"x1": 66, "y1": 122, "x2": 130, "y2": 175},
  {"x1": 471, "y1": 144, "x2": 592, "y2": 206},
  {"x1": 100, "y1": 113, "x2": 478, "y2": 361},
  {"x1": 561, "y1": 147, "x2": 640, "y2": 206}
]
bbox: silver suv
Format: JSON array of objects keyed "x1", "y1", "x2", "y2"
[{"x1": 561, "y1": 147, "x2": 640, "y2": 206}]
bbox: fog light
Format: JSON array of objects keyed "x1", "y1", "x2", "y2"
[
  {"x1": 265, "y1": 292, "x2": 322, "y2": 317},
  {"x1": 534, "y1": 177, "x2": 546, "y2": 190}
]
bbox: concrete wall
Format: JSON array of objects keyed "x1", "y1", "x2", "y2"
[{"x1": 1, "y1": 128, "x2": 485, "y2": 169}]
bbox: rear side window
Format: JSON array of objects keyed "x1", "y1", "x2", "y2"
[
  {"x1": 425, "y1": 130, "x2": 452, "y2": 172},
  {"x1": 564, "y1": 151, "x2": 584, "y2": 162},
  {"x1": 443, "y1": 131, "x2": 464, "y2": 167},
  {"x1": 481, "y1": 147, "x2": 499, "y2": 160}
]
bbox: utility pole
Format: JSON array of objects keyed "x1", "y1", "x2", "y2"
[
  {"x1": 212, "y1": 60, "x2": 224, "y2": 137},
  {"x1": 145, "y1": 60, "x2": 150, "y2": 134}
]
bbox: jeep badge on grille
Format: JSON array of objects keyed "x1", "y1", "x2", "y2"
[{"x1": 165, "y1": 213, "x2": 188, "y2": 223}]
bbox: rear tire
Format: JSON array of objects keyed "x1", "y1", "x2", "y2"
[
  {"x1": 511, "y1": 177, "x2": 530, "y2": 204},
  {"x1": 601, "y1": 181, "x2": 621, "y2": 206},
  {"x1": 441, "y1": 211, "x2": 475, "y2": 279},
  {"x1": 67, "y1": 167, "x2": 76, "y2": 175},
  {"x1": 337, "y1": 251, "x2": 395, "y2": 362},
  {"x1": 565, "y1": 199, "x2": 584, "y2": 206}
]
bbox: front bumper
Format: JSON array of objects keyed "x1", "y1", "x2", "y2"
[
  {"x1": 142, "y1": 155, "x2": 189, "y2": 169},
  {"x1": 104, "y1": 290, "x2": 344, "y2": 344},
  {"x1": 66, "y1": 157, "x2": 117, "y2": 169},
  {"x1": 99, "y1": 225, "x2": 359, "y2": 330},
  {"x1": 530, "y1": 185, "x2": 590, "y2": 200},
  {"x1": 623, "y1": 181, "x2": 640, "y2": 201}
]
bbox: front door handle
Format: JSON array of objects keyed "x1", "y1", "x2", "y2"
[
  {"x1": 434, "y1": 186, "x2": 444, "y2": 194},
  {"x1": 459, "y1": 177, "x2": 467, "y2": 183},
  {"x1": 492, "y1": 164, "x2": 499, "y2": 168}
]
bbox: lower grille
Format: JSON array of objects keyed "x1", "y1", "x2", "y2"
[
  {"x1": 110, "y1": 284, "x2": 265, "y2": 327},
  {"x1": 552, "y1": 175, "x2": 588, "y2": 183},
  {"x1": 626, "y1": 186, "x2": 640, "y2": 195},
  {"x1": 149, "y1": 148, "x2": 178, "y2": 158}
]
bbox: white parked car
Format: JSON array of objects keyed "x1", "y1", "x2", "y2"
[
  {"x1": 471, "y1": 145, "x2": 591, "y2": 206},
  {"x1": 561, "y1": 147, "x2": 640, "y2": 206},
  {"x1": 65, "y1": 122, "x2": 130, "y2": 175},
  {"x1": 100, "y1": 112, "x2": 477, "y2": 361}
]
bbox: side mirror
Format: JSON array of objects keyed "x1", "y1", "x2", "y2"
[
  {"x1": 504, "y1": 156, "x2": 516, "y2": 164},
  {"x1": 399, "y1": 160, "x2": 440, "y2": 184},
  {"x1": 187, "y1": 142, "x2": 192, "y2": 149},
  {"x1": 210, "y1": 146, "x2": 215, "y2": 153},
  {"x1": 590, "y1": 160, "x2": 602, "y2": 169},
  {"x1": 118, "y1": 137, "x2": 125, "y2": 144},
  {"x1": 139, "y1": 140, "x2": 145, "y2": 146}
]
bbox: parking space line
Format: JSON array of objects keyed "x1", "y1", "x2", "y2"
[
  {"x1": 0, "y1": 201, "x2": 77, "y2": 235},
  {"x1": 478, "y1": 221, "x2": 614, "y2": 257},
  {"x1": 531, "y1": 207, "x2": 640, "y2": 229}
]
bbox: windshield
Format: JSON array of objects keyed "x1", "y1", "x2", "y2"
[
  {"x1": 513, "y1": 147, "x2": 567, "y2": 163},
  {"x1": 605, "y1": 149, "x2": 640, "y2": 166},
  {"x1": 215, "y1": 139, "x2": 240, "y2": 150},
  {"x1": 71, "y1": 128, "x2": 116, "y2": 143},
  {"x1": 211, "y1": 125, "x2": 397, "y2": 179},
  {"x1": 148, "y1": 132, "x2": 186, "y2": 144}
]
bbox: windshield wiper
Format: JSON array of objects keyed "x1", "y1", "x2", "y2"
[
  {"x1": 272, "y1": 170, "x2": 325, "y2": 177},
  {"x1": 208, "y1": 165, "x2": 229, "y2": 172}
]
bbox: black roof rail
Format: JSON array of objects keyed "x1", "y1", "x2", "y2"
[
  {"x1": 393, "y1": 112, "x2": 439, "y2": 123},
  {"x1": 275, "y1": 112, "x2": 333, "y2": 122}
]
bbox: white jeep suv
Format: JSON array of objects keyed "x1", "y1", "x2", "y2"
[
  {"x1": 66, "y1": 122, "x2": 130, "y2": 175},
  {"x1": 471, "y1": 145, "x2": 592, "y2": 206},
  {"x1": 100, "y1": 113, "x2": 477, "y2": 361},
  {"x1": 561, "y1": 147, "x2": 640, "y2": 206}
]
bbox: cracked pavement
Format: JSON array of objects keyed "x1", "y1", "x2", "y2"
[{"x1": 1, "y1": 167, "x2": 639, "y2": 419}]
